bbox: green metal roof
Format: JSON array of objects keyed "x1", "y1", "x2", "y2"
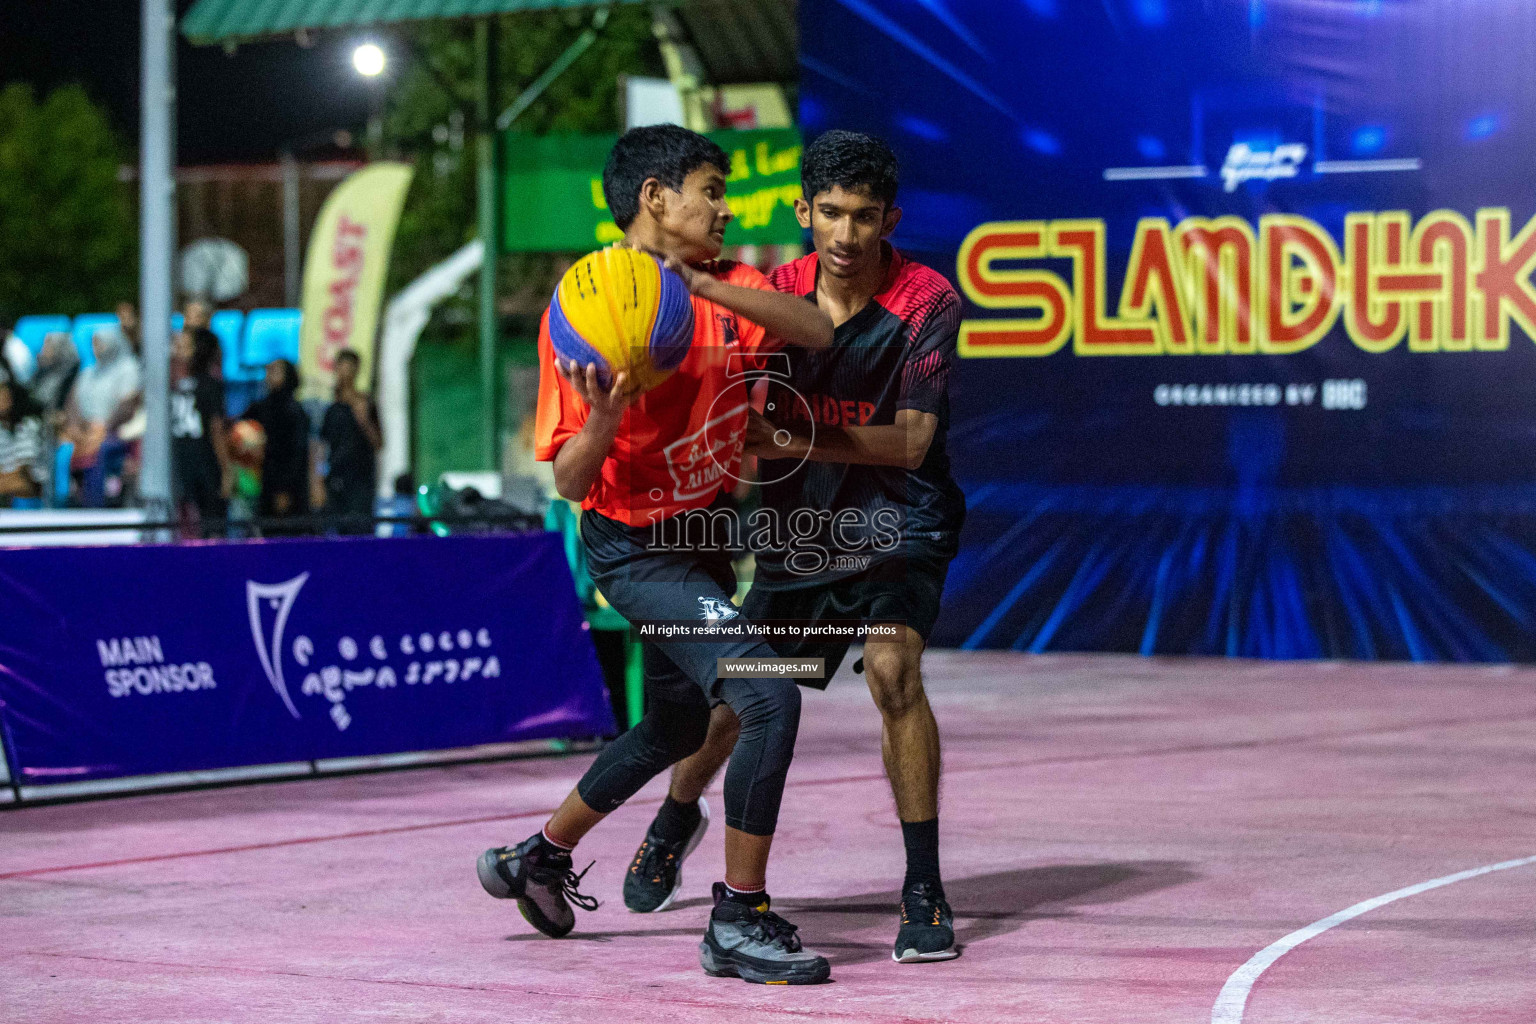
[
  {"x1": 182, "y1": 0, "x2": 627, "y2": 45},
  {"x1": 678, "y1": 0, "x2": 794, "y2": 84}
]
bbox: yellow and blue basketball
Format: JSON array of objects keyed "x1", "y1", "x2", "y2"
[{"x1": 547, "y1": 246, "x2": 694, "y2": 394}]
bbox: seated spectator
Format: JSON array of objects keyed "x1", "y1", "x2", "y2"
[
  {"x1": 244, "y1": 358, "x2": 311, "y2": 524},
  {"x1": 62, "y1": 327, "x2": 141, "y2": 507},
  {"x1": 30, "y1": 332, "x2": 80, "y2": 422},
  {"x1": 0, "y1": 378, "x2": 43, "y2": 506}
]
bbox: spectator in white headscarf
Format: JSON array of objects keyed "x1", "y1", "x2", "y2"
[
  {"x1": 29, "y1": 331, "x2": 79, "y2": 420},
  {"x1": 63, "y1": 328, "x2": 141, "y2": 506}
]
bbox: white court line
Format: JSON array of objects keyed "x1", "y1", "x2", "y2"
[
  {"x1": 1315, "y1": 158, "x2": 1423, "y2": 173},
  {"x1": 1211, "y1": 853, "x2": 1536, "y2": 1024},
  {"x1": 1103, "y1": 165, "x2": 1208, "y2": 181}
]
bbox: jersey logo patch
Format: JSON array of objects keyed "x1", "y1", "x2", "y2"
[
  {"x1": 715, "y1": 313, "x2": 740, "y2": 346},
  {"x1": 698, "y1": 596, "x2": 739, "y2": 623},
  {"x1": 661, "y1": 401, "x2": 748, "y2": 502}
]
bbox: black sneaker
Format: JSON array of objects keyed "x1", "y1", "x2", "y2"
[
  {"x1": 893, "y1": 879, "x2": 958, "y2": 962},
  {"x1": 699, "y1": 882, "x2": 831, "y2": 985},
  {"x1": 476, "y1": 834, "x2": 598, "y2": 938},
  {"x1": 623, "y1": 796, "x2": 711, "y2": 913}
]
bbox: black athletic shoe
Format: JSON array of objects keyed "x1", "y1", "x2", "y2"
[
  {"x1": 476, "y1": 834, "x2": 598, "y2": 938},
  {"x1": 699, "y1": 883, "x2": 831, "y2": 985},
  {"x1": 623, "y1": 796, "x2": 711, "y2": 913},
  {"x1": 893, "y1": 879, "x2": 958, "y2": 962}
]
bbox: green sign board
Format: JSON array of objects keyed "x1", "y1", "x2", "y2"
[{"x1": 500, "y1": 128, "x2": 803, "y2": 253}]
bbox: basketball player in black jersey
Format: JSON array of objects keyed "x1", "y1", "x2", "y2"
[{"x1": 621, "y1": 131, "x2": 967, "y2": 964}]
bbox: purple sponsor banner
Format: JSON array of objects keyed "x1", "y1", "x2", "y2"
[{"x1": 0, "y1": 533, "x2": 614, "y2": 785}]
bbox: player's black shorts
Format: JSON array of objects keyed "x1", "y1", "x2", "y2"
[
  {"x1": 581, "y1": 494, "x2": 771, "y2": 705},
  {"x1": 742, "y1": 546, "x2": 953, "y2": 690},
  {"x1": 578, "y1": 493, "x2": 808, "y2": 835}
]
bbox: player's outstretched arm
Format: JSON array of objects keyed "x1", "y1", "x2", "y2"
[
  {"x1": 664, "y1": 256, "x2": 833, "y2": 349},
  {"x1": 747, "y1": 408, "x2": 938, "y2": 470},
  {"x1": 550, "y1": 361, "x2": 641, "y2": 501}
]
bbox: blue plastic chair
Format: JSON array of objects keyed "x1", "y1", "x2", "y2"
[
  {"x1": 243, "y1": 309, "x2": 302, "y2": 371},
  {"x1": 210, "y1": 310, "x2": 251, "y2": 382},
  {"x1": 70, "y1": 314, "x2": 119, "y2": 369},
  {"x1": 53, "y1": 441, "x2": 74, "y2": 507},
  {"x1": 375, "y1": 495, "x2": 414, "y2": 537},
  {"x1": 225, "y1": 380, "x2": 262, "y2": 419},
  {"x1": 12, "y1": 315, "x2": 71, "y2": 357}
]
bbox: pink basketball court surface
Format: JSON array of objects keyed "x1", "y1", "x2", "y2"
[{"x1": 4, "y1": 652, "x2": 1533, "y2": 1023}]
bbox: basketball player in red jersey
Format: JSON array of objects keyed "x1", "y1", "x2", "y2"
[{"x1": 477, "y1": 125, "x2": 837, "y2": 985}]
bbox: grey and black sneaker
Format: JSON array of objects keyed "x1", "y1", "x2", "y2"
[
  {"x1": 893, "y1": 879, "x2": 958, "y2": 962},
  {"x1": 623, "y1": 796, "x2": 711, "y2": 913},
  {"x1": 699, "y1": 882, "x2": 831, "y2": 985},
  {"x1": 477, "y1": 834, "x2": 598, "y2": 938}
]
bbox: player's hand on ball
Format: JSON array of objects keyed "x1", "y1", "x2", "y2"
[{"x1": 558, "y1": 359, "x2": 641, "y2": 417}]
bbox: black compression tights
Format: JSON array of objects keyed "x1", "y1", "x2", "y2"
[{"x1": 576, "y1": 675, "x2": 802, "y2": 836}]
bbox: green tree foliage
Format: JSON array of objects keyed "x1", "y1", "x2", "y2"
[
  {"x1": 383, "y1": 7, "x2": 663, "y2": 305},
  {"x1": 0, "y1": 84, "x2": 135, "y2": 325}
]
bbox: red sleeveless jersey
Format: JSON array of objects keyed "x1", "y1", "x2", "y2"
[{"x1": 534, "y1": 260, "x2": 779, "y2": 527}]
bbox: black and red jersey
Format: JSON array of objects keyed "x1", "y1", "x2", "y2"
[{"x1": 752, "y1": 246, "x2": 966, "y2": 590}]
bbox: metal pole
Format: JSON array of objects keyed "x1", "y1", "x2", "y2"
[
  {"x1": 281, "y1": 148, "x2": 301, "y2": 306},
  {"x1": 494, "y1": 8, "x2": 609, "y2": 133},
  {"x1": 475, "y1": 18, "x2": 500, "y2": 471},
  {"x1": 139, "y1": 0, "x2": 175, "y2": 515}
]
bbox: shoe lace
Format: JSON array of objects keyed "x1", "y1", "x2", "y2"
[
  {"x1": 535, "y1": 853, "x2": 600, "y2": 912},
  {"x1": 631, "y1": 837, "x2": 681, "y2": 886},
  {"x1": 561, "y1": 859, "x2": 600, "y2": 911},
  {"x1": 902, "y1": 880, "x2": 949, "y2": 927},
  {"x1": 751, "y1": 908, "x2": 803, "y2": 952}
]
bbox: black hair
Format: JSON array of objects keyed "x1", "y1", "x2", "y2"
[
  {"x1": 800, "y1": 130, "x2": 900, "y2": 209},
  {"x1": 602, "y1": 124, "x2": 730, "y2": 230},
  {"x1": 334, "y1": 349, "x2": 360, "y2": 368},
  {"x1": 188, "y1": 327, "x2": 222, "y2": 378},
  {"x1": 0, "y1": 377, "x2": 42, "y2": 429},
  {"x1": 268, "y1": 357, "x2": 300, "y2": 396}
]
